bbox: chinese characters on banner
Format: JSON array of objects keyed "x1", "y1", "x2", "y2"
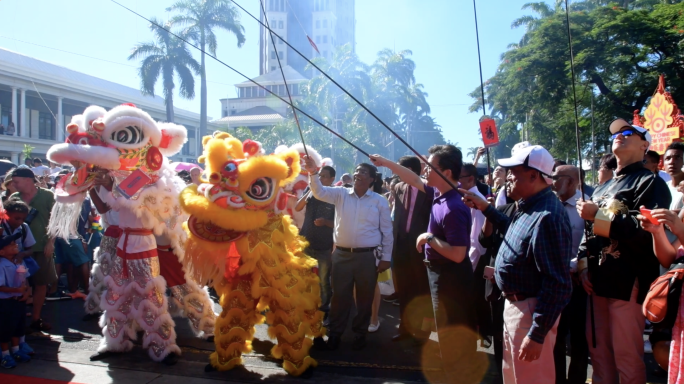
[{"x1": 479, "y1": 118, "x2": 500, "y2": 148}]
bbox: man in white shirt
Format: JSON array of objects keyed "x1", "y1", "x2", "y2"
[
  {"x1": 48, "y1": 162, "x2": 62, "y2": 175},
  {"x1": 663, "y1": 142, "x2": 684, "y2": 210},
  {"x1": 551, "y1": 165, "x2": 589, "y2": 384},
  {"x1": 458, "y1": 163, "x2": 486, "y2": 270},
  {"x1": 31, "y1": 159, "x2": 51, "y2": 177},
  {"x1": 304, "y1": 157, "x2": 393, "y2": 351}
]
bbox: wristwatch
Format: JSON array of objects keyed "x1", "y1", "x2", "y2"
[{"x1": 426, "y1": 233, "x2": 435, "y2": 244}]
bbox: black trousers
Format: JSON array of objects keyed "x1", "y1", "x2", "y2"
[
  {"x1": 393, "y1": 235, "x2": 432, "y2": 336},
  {"x1": 490, "y1": 297, "x2": 505, "y2": 376},
  {"x1": 426, "y1": 260, "x2": 481, "y2": 382},
  {"x1": 553, "y1": 286, "x2": 588, "y2": 384}
]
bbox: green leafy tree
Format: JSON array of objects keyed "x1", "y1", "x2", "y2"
[
  {"x1": 240, "y1": 44, "x2": 447, "y2": 175},
  {"x1": 470, "y1": 1, "x2": 684, "y2": 164},
  {"x1": 128, "y1": 18, "x2": 200, "y2": 122},
  {"x1": 166, "y1": 0, "x2": 246, "y2": 134}
]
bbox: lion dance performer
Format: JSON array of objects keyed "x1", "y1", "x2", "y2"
[
  {"x1": 179, "y1": 132, "x2": 324, "y2": 376},
  {"x1": 47, "y1": 104, "x2": 215, "y2": 363}
]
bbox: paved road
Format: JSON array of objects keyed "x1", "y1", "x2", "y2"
[{"x1": 2, "y1": 295, "x2": 668, "y2": 384}]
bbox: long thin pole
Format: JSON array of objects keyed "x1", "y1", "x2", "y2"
[
  {"x1": 473, "y1": 0, "x2": 492, "y2": 196},
  {"x1": 226, "y1": 0, "x2": 460, "y2": 192},
  {"x1": 591, "y1": 89, "x2": 596, "y2": 185},
  {"x1": 259, "y1": 0, "x2": 308, "y2": 156},
  {"x1": 109, "y1": 0, "x2": 368, "y2": 156},
  {"x1": 564, "y1": 0, "x2": 596, "y2": 349}
]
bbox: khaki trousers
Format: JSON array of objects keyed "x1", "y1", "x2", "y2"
[
  {"x1": 586, "y1": 284, "x2": 646, "y2": 384},
  {"x1": 502, "y1": 297, "x2": 559, "y2": 384}
]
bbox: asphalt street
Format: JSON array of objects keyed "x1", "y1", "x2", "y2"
[{"x1": 0, "y1": 293, "x2": 667, "y2": 384}]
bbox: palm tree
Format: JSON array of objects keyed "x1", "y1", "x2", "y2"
[
  {"x1": 128, "y1": 18, "x2": 200, "y2": 122},
  {"x1": 166, "y1": 0, "x2": 246, "y2": 136},
  {"x1": 467, "y1": 147, "x2": 479, "y2": 161}
]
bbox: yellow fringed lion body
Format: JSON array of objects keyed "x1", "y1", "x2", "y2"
[{"x1": 179, "y1": 132, "x2": 324, "y2": 376}]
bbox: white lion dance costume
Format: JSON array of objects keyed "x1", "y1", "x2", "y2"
[
  {"x1": 179, "y1": 133, "x2": 325, "y2": 376},
  {"x1": 273, "y1": 144, "x2": 332, "y2": 229},
  {"x1": 47, "y1": 104, "x2": 215, "y2": 362}
]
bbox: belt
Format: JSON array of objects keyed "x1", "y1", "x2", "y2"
[
  {"x1": 120, "y1": 228, "x2": 154, "y2": 278},
  {"x1": 336, "y1": 246, "x2": 376, "y2": 253},
  {"x1": 104, "y1": 225, "x2": 122, "y2": 238},
  {"x1": 423, "y1": 258, "x2": 453, "y2": 266},
  {"x1": 503, "y1": 293, "x2": 530, "y2": 302}
]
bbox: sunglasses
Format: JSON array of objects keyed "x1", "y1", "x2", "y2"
[{"x1": 610, "y1": 128, "x2": 645, "y2": 141}]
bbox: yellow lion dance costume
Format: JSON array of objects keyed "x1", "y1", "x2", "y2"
[{"x1": 179, "y1": 132, "x2": 324, "y2": 376}]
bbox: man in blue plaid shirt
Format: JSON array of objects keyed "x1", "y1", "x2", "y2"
[{"x1": 462, "y1": 143, "x2": 572, "y2": 384}]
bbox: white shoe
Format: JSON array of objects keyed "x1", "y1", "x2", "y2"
[{"x1": 368, "y1": 321, "x2": 380, "y2": 333}]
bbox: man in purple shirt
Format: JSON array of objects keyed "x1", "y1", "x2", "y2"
[{"x1": 372, "y1": 145, "x2": 482, "y2": 383}]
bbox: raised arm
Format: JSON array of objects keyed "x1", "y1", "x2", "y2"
[
  {"x1": 303, "y1": 155, "x2": 344, "y2": 205},
  {"x1": 369, "y1": 155, "x2": 425, "y2": 193}
]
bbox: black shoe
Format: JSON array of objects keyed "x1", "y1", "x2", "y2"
[
  {"x1": 352, "y1": 335, "x2": 366, "y2": 351},
  {"x1": 82, "y1": 312, "x2": 101, "y2": 321},
  {"x1": 313, "y1": 337, "x2": 328, "y2": 351},
  {"x1": 90, "y1": 351, "x2": 116, "y2": 361},
  {"x1": 162, "y1": 352, "x2": 179, "y2": 366},
  {"x1": 391, "y1": 332, "x2": 413, "y2": 342},
  {"x1": 29, "y1": 318, "x2": 52, "y2": 332},
  {"x1": 326, "y1": 335, "x2": 340, "y2": 351}
]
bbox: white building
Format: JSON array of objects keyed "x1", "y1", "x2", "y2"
[
  {"x1": 0, "y1": 47, "x2": 211, "y2": 166},
  {"x1": 214, "y1": 65, "x2": 307, "y2": 130}
]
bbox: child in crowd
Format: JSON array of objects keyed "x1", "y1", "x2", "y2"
[
  {"x1": 0, "y1": 232, "x2": 33, "y2": 368},
  {"x1": 1, "y1": 199, "x2": 36, "y2": 264}
]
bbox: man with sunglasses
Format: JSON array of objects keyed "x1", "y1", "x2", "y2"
[{"x1": 576, "y1": 118, "x2": 671, "y2": 384}]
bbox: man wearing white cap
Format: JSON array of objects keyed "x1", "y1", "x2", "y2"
[
  {"x1": 462, "y1": 143, "x2": 572, "y2": 384},
  {"x1": 576, "y1": 118, "x2": 671, "y2": 384}
]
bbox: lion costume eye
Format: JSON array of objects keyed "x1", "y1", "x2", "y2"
[
  {"x1": 110, "y1": 125, "x2": 145, "y2": 145},
  {"x1": 246, "y1": 178, "x2": 274, "y2": 201},
  {"x1": 221, "y1": 160, "x2": 239, "y2": 179}
]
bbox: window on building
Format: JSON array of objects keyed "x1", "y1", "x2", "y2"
[
  {"x1": 323, "y1": 19, "x2": 328, "y2": 28},
  {"x1": 278, "y1": 37, "x2": 283, "y2": 44},
  {"x1": 292, "y1": 84, "x2": 299, "y2": 96},
  {"x1": 259, "y1": 87, "x2": 266, "y2": 97},
  {"x1": 315, "y1": 36, "x2": 320, "y2": 44},
  {"x1": 278, "y1": 85, "x2": 285, "y2": 95},
  {"x1": 279, "y1": 20, "x2": 283, "y2": 29},
  {"x1": 325, "y1": 0, "x2": 329, "y2": 10},
  {"x1": 270, "y1": 51, "x2": 276, "y2": 59},
  {"x1": 316, "y1": 20, "x2": 320, "y2": 29},
  {"x1": 252, "y1": 86, "x2": 258, "y2": 96},
  {"x1": 38, "y1": 112, "x2": 54, "y2": 140},
  {"x1": 271, "y1": 66, "x2": 276, "y2": 71},
  {"x1": 323, "y1": 35, "x2": 328, "y2": 44},
  {"x1": 278, "y1": 51, "x2": 284, "y2": 58}
]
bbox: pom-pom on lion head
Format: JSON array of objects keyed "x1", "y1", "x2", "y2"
[{"x1": 180, "y1": 132, "x2": 300, "y2": 242}]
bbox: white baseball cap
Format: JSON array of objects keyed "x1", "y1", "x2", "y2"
[
  {"x1": 497, "y1": 144, "x2": 554, "y2": 185},
  {"x1": 609, "y1": 118, "x2": 651, "y2": 146}
]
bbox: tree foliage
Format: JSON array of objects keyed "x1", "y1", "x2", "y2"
[
  {"x1": 236, "y1": 44, "x2": 448, "y2": 174},
  {"x1": 128, "y1": 18, "x2": 200, "y2": 122},
  {"x1": 166, "y1": 0, "x2": 246, "y2": 134},
  {"x1": 470, "y1": 0, "x2": 684, "y2": 164}
]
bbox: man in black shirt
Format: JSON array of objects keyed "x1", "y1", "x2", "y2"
[
  {"x1": 296, "y1": 166, "x2": 336, "y2": 317},
  {"x1": 576, "y1": 118, "x2": 671, "y2": 384}
]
